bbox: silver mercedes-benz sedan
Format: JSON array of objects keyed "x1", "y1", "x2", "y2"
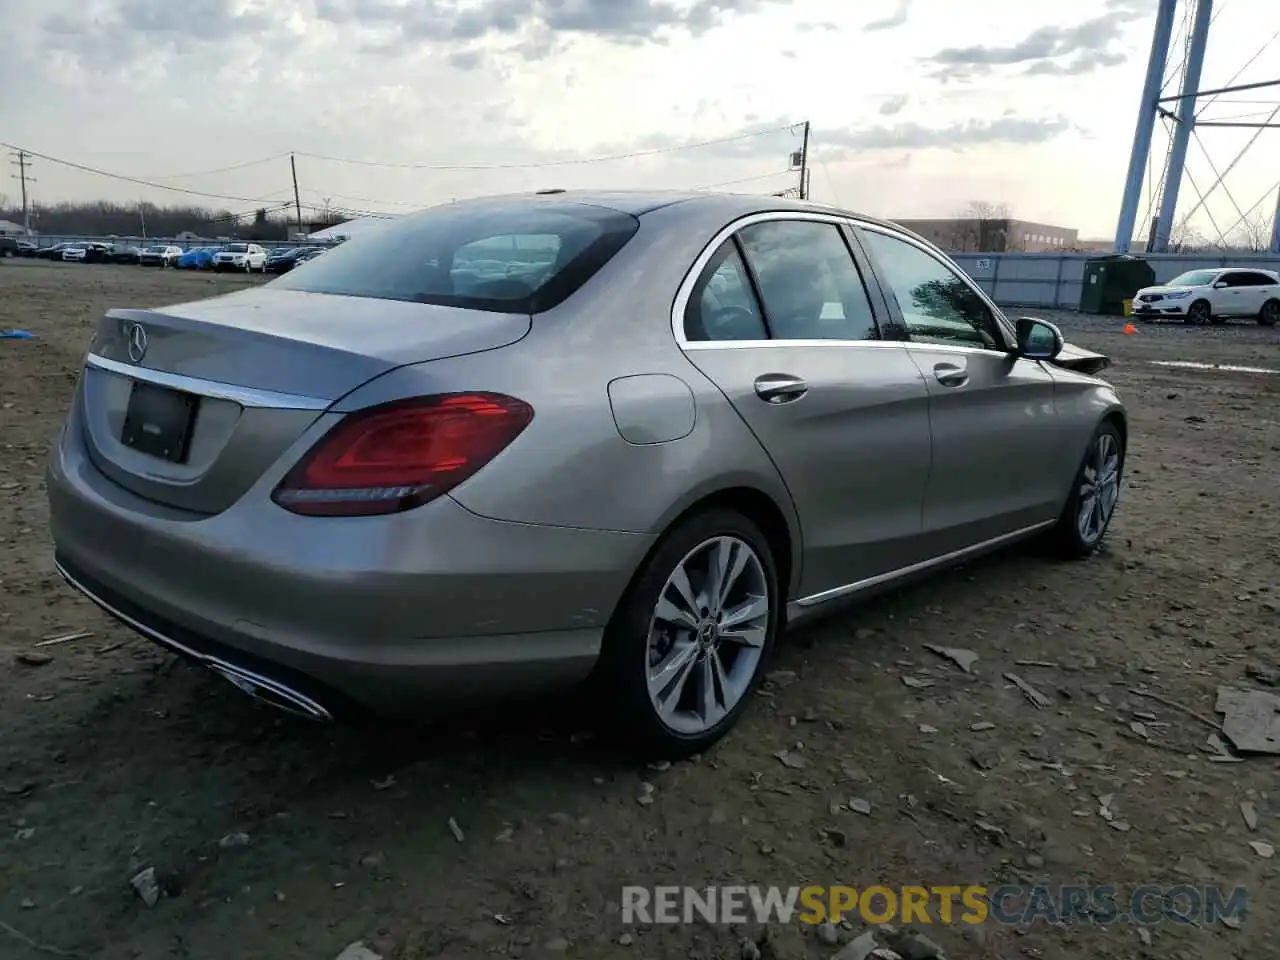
[{"x1": 47, "y1": 190, "x2": 1126, "y2": 755}]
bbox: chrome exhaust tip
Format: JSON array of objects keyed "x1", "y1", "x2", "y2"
[{"x1": 205, "y1": 661, "x2": 333, "y2": 722}]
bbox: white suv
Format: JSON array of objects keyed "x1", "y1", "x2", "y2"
[
  {"x1": 213, "y1": 243, "x2": 268, "y2": 273},
  {"x1": 1134, "y1": 267, "x2": 1280, "y2": 326}
]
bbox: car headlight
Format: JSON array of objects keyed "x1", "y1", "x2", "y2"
[{"x1": 1164, "y1": 291, "x2": 1192, "y2": 300}]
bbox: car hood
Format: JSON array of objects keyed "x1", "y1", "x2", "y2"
[
  {"x1": 1138, "y1": 284, "x2": 1200, "y2": 296},
  {"x1": 1052, "y1": 340, "x2": 1110, "y2": 376}
]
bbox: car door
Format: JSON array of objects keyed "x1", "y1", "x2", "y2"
[
  {"x1": 1239, "y1": 271, "x2": 1276, "y2": 314},
  {"x1": 1214, "y1": 272, "x2": 1254, "y2": 316},
  {"x1": 676, "y1": 214, "x2": 933, "y2": 598},
  {"x1": 855, "y1": 224, "x2": 1070, "y2": 558}
]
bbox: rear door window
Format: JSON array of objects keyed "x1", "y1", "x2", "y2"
[{"x1": 270, "y1": 201, "x2": 640, "y2": 314}]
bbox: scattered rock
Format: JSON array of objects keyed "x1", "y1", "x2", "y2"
[
  {"x1": 359, "y1": 852, "x2": 385, "y2": 868},
  {"x1": 765, "y1": 670, "x2": 798, "y2": 687},
  {"x1": 130, "y1": 867, "x2": 160, "y2": 907},
  {"x1": 334, "y1": 943, "x2": 382, "y2": 960},
  {"x1": 918, "y1": 724, "x2": 938, "y2": 734},
  {"x1": 884, "y1": 926, "x2": 949, "y2": 960},
  {"x1": 636, "y1": 782, "x2": 656, "y2": 806},
  {"x1": 619, "y1": 932, "x2": 634, "y2": 946},
  {"x1": 849, "y1": 798, "x2": 872, "y2": 816},
  {"x1": 924, "y1": 644, "x2": 979, "y2": 673},
  {"x1": 447, "y1": 817, "x2": 465, "y2": 842},
  {"x1": 218, "y1": 832, "x2": 251, "y2": 848},
  {"x1": 15, "y1": 651, "x2": 53, "y2": 667},
  {"x1": 901, "y1": 676, "x2": 934, "y2": 689},
  {"x1": 817, "y1": 921, "x2": 840, "y2": 946},
  {"x1": 774, "y1": 749, "x2": 807, "y2": 770},
  {"x1": 1240, "y1": 802, "x2": 1258, "y2": 831},
  {"x1": 1025, "y1": 853, "x2": 1045, "y2": 869},
  {"x1": 969, "y1": 721, "x2": 996, "y2": 731},
  {"x1": 1138, "y1": 927, "x2": 1152, "y2": 946},
  {"x1": 494, "y1": 827, "x2": 514, "y2": 843},
  {"x1": 1248, "y1": 840, "x2": 1274, "y2": 859},
  {"x1": 833, "y1": 929, "x2": 880, "y2": 960},
  {"x1": 740, "y1": 938, "x2": 763, "y2": 960}
]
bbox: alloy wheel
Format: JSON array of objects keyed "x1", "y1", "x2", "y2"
[
  {"x1": 1187, "y1": 301, "x2": 1211, "y2": 325},
  {"x1": 1261, "y1": 301, "x2": 1279, "y2": 326},
  {"x1": 645, "y1": 536, "x2": 770, "y2": 736},
  {"x1": 1076, "y1": 432, "x2": 1121, "y2": 545}
]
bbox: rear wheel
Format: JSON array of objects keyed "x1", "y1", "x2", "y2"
[
  {"x1": 597, "y1": 509, "x2": 780, "y2": 758},
  {"x1": 1260, "y1": 299, "x2": 1279, "y2": 327},
  {"x1": 1185, "y1": 299, "x2": 1212, "y2": 325},
  {"x1": 1043, "y1": 420, "x2": 1124, "y2": 559}
]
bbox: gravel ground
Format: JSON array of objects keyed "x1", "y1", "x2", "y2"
[{"x1": 1, "y1": 260, "x2": 1279, "y2": 960}]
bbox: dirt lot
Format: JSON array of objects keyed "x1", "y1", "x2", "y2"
[{"x1": 1, "y1": 260, "x2": 1279, "y2": 960}]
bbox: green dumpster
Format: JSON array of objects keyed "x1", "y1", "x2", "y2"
[{"x1": 1079, "y1": 255, "x2": 1156, "y2": 315}]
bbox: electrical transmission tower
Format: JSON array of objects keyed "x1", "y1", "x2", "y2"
[
  {"x1": 8, "y1": 150, "x2": 36, "y2": 234},
  {"x1": 1114, "y1": 0, "x2": 1280, "y2": 254}
]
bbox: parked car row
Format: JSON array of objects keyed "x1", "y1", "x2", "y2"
[{"x1": 1, "y1": 239, "x2": 333, "y2": 271}]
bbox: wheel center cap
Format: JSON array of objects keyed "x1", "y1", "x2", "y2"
[{"x1": 697, "y1": 619, "x2": 718, "y2": 646}]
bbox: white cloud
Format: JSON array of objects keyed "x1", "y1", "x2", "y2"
[{"x1": 1, "y1": 0, "x2": 1275, "y2": 239}]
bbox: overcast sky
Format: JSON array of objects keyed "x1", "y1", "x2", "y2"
[{"x1": 2, "y1": 0, "x2": 1277, "y2": 240}]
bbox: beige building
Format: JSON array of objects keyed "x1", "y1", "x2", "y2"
[{"x1": 890, "y1": 218, "x2": 1079, "y2": 253}]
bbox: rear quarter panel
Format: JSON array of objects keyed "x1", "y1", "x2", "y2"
[{"x1": 331, "y1": 205, "x2": 801, "y2": 572}]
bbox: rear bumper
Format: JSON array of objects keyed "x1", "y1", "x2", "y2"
[{"x1": 47, "y1": 420, "x2": 653, "y2": 717}]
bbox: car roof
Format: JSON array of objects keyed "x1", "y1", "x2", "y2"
[{"x1": 424, "y1": 189, "x2": 918, "y2": 237}]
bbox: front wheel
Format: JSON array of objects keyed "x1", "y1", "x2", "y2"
[
  {"x1": 1185, "y1": 299, "x2": 1212, "y2": 325},
  {"x1": 1043, "y1": 420, "x2": 1124, "y2": 559},
  {"x1": 596, "y1": 509, "x2": 781, "y2": 758},
  {"x1": 1260, "y1": 299, "x2": 1279, "y2": 327}
]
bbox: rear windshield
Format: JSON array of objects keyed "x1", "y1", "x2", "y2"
[
  {"x1": 226, "y1": 243, "x2": 249, "y2": 253},
  {"x1": 268, "y1": 199, "x2": 641, "y2": 313}
]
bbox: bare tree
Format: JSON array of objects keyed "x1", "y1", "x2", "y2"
[
  {"x1": 953, "y1": 200, "x2": 1012, "y2": 252},
  {"x1": 1167, "y1": 223, "x2": 1212, "y2": 253},
  {"x1": 1227, "y1": 209, "x2": 1272, "y2": 252}
]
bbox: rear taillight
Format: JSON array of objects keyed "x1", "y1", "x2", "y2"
[{"x1": 271, "y1": 393, "x2": 533, "y2": 517}]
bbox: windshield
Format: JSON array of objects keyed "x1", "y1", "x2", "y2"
[
  {"x1": 226, "y1": 243, "x2": 249, "y2": 253},
  {"x1": 268, "y1": 199, "x2": 640, "y2": 314},
  {"x1": 1168, "y1": 270, "x2": 1220, "y2": 287}
]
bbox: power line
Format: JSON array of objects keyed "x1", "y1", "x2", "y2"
[
  {"x1": 292, "y1": 123, "x2": 802, "y2": 171},
  {"x1": 0, "y1": 141, "x2": 289, "y2": 204},
  {"x1": 142, "y1": 153, "x2": 293, "y2": 181}
]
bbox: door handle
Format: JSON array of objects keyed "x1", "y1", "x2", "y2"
[
  {"x1": 933, "y1": 362, "x2": 969, "y2": 387},
  {"x1": 754, "y1": 373, "x2": 808, "y2": 403}
]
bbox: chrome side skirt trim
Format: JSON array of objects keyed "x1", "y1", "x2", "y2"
[
  {"x1": 85, "y1": 353, "x2": 332, "y2": 411},
  {"x1": 788, "y1": 520, "x2": 1056, "y2": 616},
  {"x1": 54, "y1": 558, "x2": 333, "y2": 722}
]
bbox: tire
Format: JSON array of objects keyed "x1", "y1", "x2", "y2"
[
  {"x1": 1260, "y1": 299, "x2": 1279, "y2": 327},
  {"x1": 595, "y1": 508, "x2": 782, "y2": 758},
  {"x1": 1185, "y1": 299, "x2": 1211, "y2": 325},
  {"x1": 1043, "y1": 420, "x2": 1125, "y2": 560}
]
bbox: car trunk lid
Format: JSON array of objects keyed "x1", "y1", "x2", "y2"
[{"x1": 79, "y1": 287, "x2": 531, "y2": 514}]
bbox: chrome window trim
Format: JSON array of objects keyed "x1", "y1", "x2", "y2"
[
  {"x1": 85, "y1": 353, "x2": 331, "y2": 411},
  {"x1": 671, "y1": 210, "x2": 886, "y2": 351},
  {"x1": 855, "y1": 222, "x2": 1017, "y2": 348}
]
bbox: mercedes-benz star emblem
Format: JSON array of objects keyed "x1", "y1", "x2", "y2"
[{"x1": 126, "y1": 322, "x2": 148, "y2": 363}]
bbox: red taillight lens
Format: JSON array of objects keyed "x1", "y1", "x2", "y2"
[{"x1": 272, "y1": 393, "x2": 533, "y2": 517}]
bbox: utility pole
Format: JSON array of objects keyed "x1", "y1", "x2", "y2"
[
  {"x1": 8, "y1": 150, "x2": 36, "y2": 235},
  {"x1": 1113, "y1": 0, "x2": 1177, "y2": 252},
  {"x1": 798, "y1": 121, "x2": 811, "y2": 200},
  {"x1": 290, "y1": 154, "x2": 303, "y2": 240},
  {"x1": 1152, "y1": 0, "x2": 1213, "y2": 252},
  {"x1": 139, "y1": 199, "x2": 147, "y2": 240}
]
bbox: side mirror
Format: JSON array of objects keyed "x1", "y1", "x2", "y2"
[
  {"x1": 1015, "y1": 317, "x2": 1064, "y2": 361},
  {"x1": 1212, "y1": 280, "x2": 1228, "y2": 289}
]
